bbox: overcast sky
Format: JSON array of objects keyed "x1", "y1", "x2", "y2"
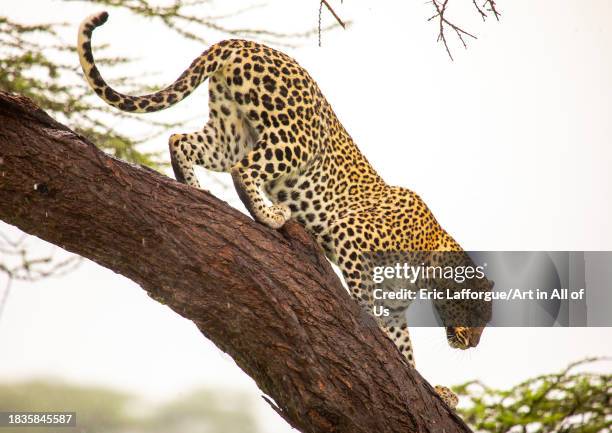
[{"x1": 1, "y1": 1, "x2": 611, "y2": 432}]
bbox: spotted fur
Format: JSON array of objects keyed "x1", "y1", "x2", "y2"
[{"x1": 78, "y1": 12, "x2": 491, "y2": 409}]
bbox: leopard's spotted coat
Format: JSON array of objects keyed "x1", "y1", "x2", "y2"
[{"x1": 78, "y1": 11, "x2": 491, "y2": 408}]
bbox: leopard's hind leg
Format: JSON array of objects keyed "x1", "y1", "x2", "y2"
[
  {"x1": 169, "y1": 122, "x2": 229, "y2": 187},
  {"x1": 170, "y1": 74, "x2": 256, "y2": 187}
]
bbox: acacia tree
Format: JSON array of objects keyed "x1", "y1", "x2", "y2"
[{"x1": 454, "y1": 358, "x2": 611, "y2": 433}]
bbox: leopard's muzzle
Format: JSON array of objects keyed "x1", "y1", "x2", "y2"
[{"x1": 446, "y1": 326, "x2": 485, "y2": 350}]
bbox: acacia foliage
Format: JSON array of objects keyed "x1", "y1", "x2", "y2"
[{"x1": 454, "y1": 358, "x2": 611, "y2": 433}]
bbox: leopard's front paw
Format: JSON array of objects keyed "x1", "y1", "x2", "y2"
[
  {"x1": 435, "y1": 385, "x2": 458, "y2": 409},
  {"x1": 260, "y1": 204, "x2": 291, "y2": 229}
]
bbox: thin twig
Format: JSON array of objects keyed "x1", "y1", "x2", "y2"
[
  {"x1": 0, "y1": 227, "x2": 82, "y2": 282},
  {"x1": 472, "y1": 0, "x2": 501, "y2": 22},
  {"x1": 320, "y1": 0, "x2": 346, "y2": 29},
  {"x1": 428, "y1": 0, "x2": 477, "y2": 61},
  {"x1": 484, "y1": 0, "x2": 501, "y2": 21},
  {"x1": 318, "y1": 0, "x2": 347, "y2": 47},
  {"x1": 472, "y1": 0, "x2": 487, "y2": 21},
  {"x1": 318, "y1": 1, "x2": 323, "y2": 47}
]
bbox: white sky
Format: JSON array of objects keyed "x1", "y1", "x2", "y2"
[{"x1": 1, "y1": 1, "x2": 612, "y2": 432}]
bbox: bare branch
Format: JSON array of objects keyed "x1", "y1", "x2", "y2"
[
  {"x1": 321, "y1": 0, "x2": 346, "y2": 29},
  {"x1": 318, "y1": 0, "x2": 349, "y2": 47},
  {"x1": 472, "y1": 0, "x2": 501, "y2": 22},
  {"x1": 428, "y1": 0, "x2": 477, "y2": 61},
  {"x1": 0, "y1": 226, "x2": 82, "y2": 282},
  {"x1": 484, "y1": 0, "x2": 501, "y2": 21},
  {"x1": 472, "y1": 0, "x2": 488, "y2": 21}
]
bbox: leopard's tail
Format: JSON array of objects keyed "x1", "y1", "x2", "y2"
[{"x1": 77, "y1": 12, "x2": 221, "y2": 113}]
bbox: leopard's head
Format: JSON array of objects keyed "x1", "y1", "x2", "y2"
[
  {"x1": 440, "y1": 275, "x2": 493, "y2": 350},
  {"x1": 431, "y1": 257, "x2": 494, "y2": 350},
  {"x1": 446, "y1": 325, "x2": 487, "y2": 349}
]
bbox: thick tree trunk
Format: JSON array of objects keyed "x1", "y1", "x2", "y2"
[{"x1": 0, "y1": 91, "x2": 472, "y2": 433}]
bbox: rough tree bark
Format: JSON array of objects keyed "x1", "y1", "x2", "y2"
[{"x1": 0, "y1": 91, "x2": 473, "y2": 433}]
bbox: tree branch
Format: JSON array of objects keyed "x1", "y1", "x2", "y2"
[
  {"x1": 0, "y1": 90, "x2": 473, "y2": 433},
  {"x1": 428, "y1": 0, "x2": 477, "y2": 61},
  {"x1": 320, "y1": 0, "x2": 346, "y2": 29}
]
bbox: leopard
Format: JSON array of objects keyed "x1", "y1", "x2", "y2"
[{"x1": 77, "y1": 11, "x2": 492, "y2": 409}]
